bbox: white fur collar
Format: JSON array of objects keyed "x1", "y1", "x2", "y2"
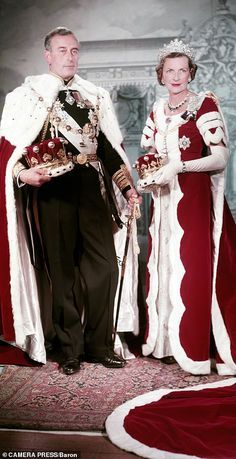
[{"x1": 23, "y1": 73, "x2": 101, "y2": 108}]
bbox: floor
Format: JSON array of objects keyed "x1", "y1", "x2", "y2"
[
  {"x1": 0, "y1": 254, "x2": 144, "y2": 458},
  {"x1": 0, "y1": 429, "x2": 142, "y2": 458}
]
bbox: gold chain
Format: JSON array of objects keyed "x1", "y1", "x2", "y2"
[{"x1": 40, "y1": 114, "x2": 51, "y2": 142}]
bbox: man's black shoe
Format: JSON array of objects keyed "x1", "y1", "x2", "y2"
[
  {"x1": 60, "y1": 357, "x2": 81, "y2": 375},
  {"x1": 86, "y1": 352, "x2": 126, "y2": 368},
  {"x1": 160, "y1": 356, "x2": 176, "y2": 365}
]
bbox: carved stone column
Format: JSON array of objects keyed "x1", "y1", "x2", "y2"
[{"x1": 180, "y1": 0, "x2": 236, "y2": 215}]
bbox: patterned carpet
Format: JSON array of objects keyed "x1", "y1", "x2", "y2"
[{"x1": 0, "y1": 356, "x2": 227, "y2": 432}]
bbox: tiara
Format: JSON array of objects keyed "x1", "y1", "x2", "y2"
[{"x1": 157, "y1": 38, "x2": 195, "y2": 62}]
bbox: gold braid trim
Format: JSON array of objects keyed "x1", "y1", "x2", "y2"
[
  {"x1": 12, "y1": 161, "x2": 26, "y2": 179},
  {"x1": 112, "y1": 164, "x2": 133, "y2": 191},
  {"x1": 40, "y1": 113, "x2": 51, "y2": 142}
]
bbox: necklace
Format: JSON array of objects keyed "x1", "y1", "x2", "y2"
[{"x1": 167, "y1": 95, "x2": 189, "y2": 112}]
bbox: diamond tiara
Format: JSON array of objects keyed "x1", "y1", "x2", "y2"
[{"x1": 157, "y1": 38, "x2": 195, "y2": 62}]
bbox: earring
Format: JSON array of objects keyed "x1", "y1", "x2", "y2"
[{"x1": 188, "y1": 78, "x2": 191, "y2": 83}]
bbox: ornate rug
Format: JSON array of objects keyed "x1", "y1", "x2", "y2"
[
  {"x1": 106, "y1": 378, "x2": 236, "y2": 459},
  {"x1": 0, "y1": 357, "x2": 227, "y2": 432}
]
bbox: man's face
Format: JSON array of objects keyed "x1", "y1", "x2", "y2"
[{"x1": 44, "y1": 34, "x2": 79, "y2": 80}]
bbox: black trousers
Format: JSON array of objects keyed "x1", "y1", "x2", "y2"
[{"x1": 37, "y1": 165, "x2": 119, "y2": 359}]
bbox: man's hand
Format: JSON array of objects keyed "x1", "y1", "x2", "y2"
[
  {"x1": 124, "y1": 187, "x2": 142, "y2": 212},
  {"x1": 19, "y1": 168, "x2": 52, "y2": 187}
]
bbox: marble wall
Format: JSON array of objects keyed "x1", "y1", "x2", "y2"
[{"x1": 0, "y1": 0, "x2": 236, "y2": 227}]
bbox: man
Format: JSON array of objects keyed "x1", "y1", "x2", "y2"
[{"x1": 0, "y1": 27, "x2": 140, "y2": 375}]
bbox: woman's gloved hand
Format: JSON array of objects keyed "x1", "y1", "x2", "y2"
[
  {"x1": 137, "y1": 160, "x2": 182, "y2": 191},
  {"x1": 137, "y1": 145, "x2": 229, "y2": 193}
]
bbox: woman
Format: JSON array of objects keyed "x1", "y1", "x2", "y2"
[{"x1": 135, "y1": 38, "x2": 236, "y2": 375}]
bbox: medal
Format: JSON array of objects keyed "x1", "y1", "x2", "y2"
[{"x1": 65, "y1": 89, "x2": 75, "y2": 105}]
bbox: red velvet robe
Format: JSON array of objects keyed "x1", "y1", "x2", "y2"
[{"x1": 141, "y1": 95, "x2": 236, "y2": 375}]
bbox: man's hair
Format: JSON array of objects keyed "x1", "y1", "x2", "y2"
[{"x1": 44, "y1": 27, "x2": 76, "y2": 50}]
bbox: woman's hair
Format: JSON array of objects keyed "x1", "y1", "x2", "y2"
[
  {"x1": 156, "y1": 52, "x2": 198, "y2": 85},
  {"x1": 44, "y1": 27, "x2": 76, "y2": 50}
]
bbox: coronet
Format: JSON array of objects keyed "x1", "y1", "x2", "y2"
[{"x1": 133, "y1": 153, "x2": 164, "y2": 179}]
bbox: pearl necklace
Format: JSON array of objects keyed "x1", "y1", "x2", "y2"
[{"x1": 167, "y1": 95, "x2": 189, "y2": 112}]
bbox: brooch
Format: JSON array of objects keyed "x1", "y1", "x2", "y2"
[{"x1": 179, "y1": 135, "x2": 191, "y2": 150}]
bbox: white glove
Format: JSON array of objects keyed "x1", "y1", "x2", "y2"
[
  {"x1": 137, "y1": 145, "x2": 229, "y2": 192},
  {"x1": 137, "y1": 160, "x2": 182, "y2": 191},
  {"x1": 182, "y1": 145, "x2": 228, "y2": 172}
]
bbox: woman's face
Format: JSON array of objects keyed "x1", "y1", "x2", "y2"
[{"x1": 162, "y1": 56, "x2": 191, "y2": 95}]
